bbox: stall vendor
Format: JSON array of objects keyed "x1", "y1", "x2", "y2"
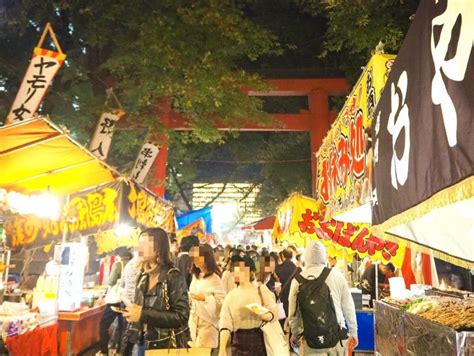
[{"x1": 360, "y1": 263, "x2": 395, "y2": 307}]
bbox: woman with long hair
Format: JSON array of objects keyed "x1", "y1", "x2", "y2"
[
  {"x1": 188, "y1": 244, "x2": 225, "y2": 349},
  {"x1": 122, "y1": 228, "x2": 190, "y2": 353},
  {"x1": 256, "y1": 255, "x2": 281, "y2": 295},
  {"x1": 219, "y1": 256, "x2": 278, "y2": 356}
]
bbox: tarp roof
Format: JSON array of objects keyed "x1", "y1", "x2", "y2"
[
  {"x1": 242, "y1": 216, "x2": 275, "y2": 231},
  {"x1": 0, "y1": 117, "x2": 118, "y2": 196}
]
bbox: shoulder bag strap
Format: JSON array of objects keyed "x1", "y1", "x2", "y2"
[
  {"x1": 281, "y1": 266, "x2": 301, "y2": 292},
  {"x1": 307, "y1": 267, "x2": 331, "y2": 291}
]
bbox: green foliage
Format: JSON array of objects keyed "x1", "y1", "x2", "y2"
[
  {"x1": 294, "y1": 0, "x2": 418, "y2": 82},
  {"x1": 0, "y1": 0, "x2": 281, "y2": 143}
]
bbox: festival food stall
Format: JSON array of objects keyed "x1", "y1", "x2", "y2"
[
  {"x1": 0, "y1": 116, "x2": 176, "y2": 355},
  {"x1": 0, "y1": 116, "x2": 119, "y2": 355},
  {"x1": 367, "y1": 0, "x2": 474, "y2": 354},
  {"x1": 272, "y1": 193, "x2": 406, "y2": 353}
]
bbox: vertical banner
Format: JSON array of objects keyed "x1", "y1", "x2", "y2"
[
  {"x1": 372, "y1": 0, "x2": 474, "y2": 224},
  {"x1": 130, "y1": 143, "x2": 160, "y2": 184},
  {"x1": 6, "y1": 24, "x2": 66, "y2": 124},
  {"x1": 316, "y1": 54, "x2": 395, "y2": 219},
  {"x1": 89, "y1": 110, "x2": 125, "y2": 160},
  {"x1": 371, "y1": 0, "x2": 473, "y2": 267}
]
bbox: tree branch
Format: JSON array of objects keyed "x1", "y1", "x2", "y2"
[
  {"x1": 170, "y1": 165, "x2": 193, "y2": 210},
  {"x1": 204, "y1": 183, "x2": 228, "y2": 208}
]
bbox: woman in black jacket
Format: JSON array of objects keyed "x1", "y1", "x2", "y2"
[{"x1": 123, "y1": 227, "x2": 190, "y2": 353}]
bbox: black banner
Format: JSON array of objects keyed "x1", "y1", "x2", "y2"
[{"x1": 371, "y1": 0, "x2": 474, "y2": 225}]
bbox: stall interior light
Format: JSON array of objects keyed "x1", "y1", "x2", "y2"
[
  {"x1": 6, "y1": 191, "x2": 61, "y2": 220},
  {"x1": 114, "y1": 223, "x2": 133, "y2": 237}
]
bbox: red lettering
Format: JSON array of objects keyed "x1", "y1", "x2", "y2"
[
  {"x1": 350, "y1": 109, "x2": 366, "y2": 178},
  {"x1": 317, "y1": 221, "x2": 334, "y2": 241},
  {"x1": 382, "y1": 241, "x2": 399, "y2": 260},
  {"x1": 329, "y1": 147, "x2": 338, "y2": 197},
  {"x1": 318, "y1": 159, "x2": 330, "y2": 204},
  {"x1": 366, "y1": 235, "x2": 385, "y2": 256},
  {"x1": 339, "y1": 223, "x2": 358, "y2": 248},
  {"x1": 331, "y1": 219, "x2": 345, "y2": 244},
  {"x1": 337, "y1": 135, "x2": 350, "y2": 186},
  {"x1": 351, "y1": 227, "x2": 370, "y2": 253},
  {"x1": 298, "y1": 209, "x2": 316, "y2": 234}
]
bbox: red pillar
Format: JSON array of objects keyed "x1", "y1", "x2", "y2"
[
  {"x1": 147, "y1": 99, "x2": 171, "y2": 197},
  {"x1": 309, "y1": 88, "x2": 330, "y2": 198}
]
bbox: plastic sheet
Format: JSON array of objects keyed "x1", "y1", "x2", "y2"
[
  {"x1": 374, "y1": 301, "x2": 402, "y2": 355},
  {"x1": 375, "y1": 301, "x2": 474, "y2": 356}
]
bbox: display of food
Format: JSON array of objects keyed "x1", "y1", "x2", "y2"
[
  {"x1": 246, "y1": 303, "x2": 270, "y2": 315},
  {"x1": 384, "y1": 296, "x2": 474, "y2": 331},
  {"x1": 418, "y1": 298, "x2": 474, "y2": 331}
]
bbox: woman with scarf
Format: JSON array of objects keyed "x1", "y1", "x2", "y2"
[{"x1": 122, "y1": 228, "x2": 190, "y2": 354}]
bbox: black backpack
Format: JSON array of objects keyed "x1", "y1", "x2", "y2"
[{"x1": 295, "y1": 267, "x2": 342, "y2": 349}]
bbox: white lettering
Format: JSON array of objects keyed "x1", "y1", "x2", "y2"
[
  {"x1": 388, "y1": 71, "x2": 410, "y2": 190},
  {"x1": 431, "y1": 0, "x2": 474, "y2": 147}
]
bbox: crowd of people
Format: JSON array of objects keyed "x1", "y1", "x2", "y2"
[{"x1": 97, "y1": 227, "x2": 359, "y2": 356}]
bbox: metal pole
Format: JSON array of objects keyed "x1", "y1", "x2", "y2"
[{"x1": 375, "y1": 262, "x2": 379, "y2": 302}]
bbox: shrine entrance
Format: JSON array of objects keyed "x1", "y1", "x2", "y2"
[{"x1": 124, "y1": 78, "x2": 348, "y2": 197}]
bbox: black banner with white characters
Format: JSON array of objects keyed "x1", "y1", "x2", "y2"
[{"x1": 371, "y1": 0, "x2": 473, "y2": 225}]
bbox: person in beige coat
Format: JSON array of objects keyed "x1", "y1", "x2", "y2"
[{"x1": 188, "y1": 244, "x2": 225, "y2": 349}]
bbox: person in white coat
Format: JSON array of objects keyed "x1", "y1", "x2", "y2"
[
  {"x1": 288, "y1": 240, "x2": 358, "y2": 356},
  {"x1": 188, "y1": 244, "x2": 225, "y2": 349}
]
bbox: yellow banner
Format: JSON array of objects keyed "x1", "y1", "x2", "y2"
[
  {"x1": 273, "y1": 194, "x2": 405, "y2": 268},
  {"x1": 316, "y1": 54, "x2": 395, "y2": 219}
]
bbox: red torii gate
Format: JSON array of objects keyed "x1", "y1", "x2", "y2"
[{"x1": 141, "y1": 78, "x2": 348, "y2": 197}]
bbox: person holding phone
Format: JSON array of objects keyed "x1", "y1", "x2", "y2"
[{"x1": 122, "y1": 228, "x2": 190, "y2": 353}]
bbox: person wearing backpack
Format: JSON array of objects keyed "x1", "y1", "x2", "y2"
[{"x1": 288, "y1": 240, "x2": 358, "y2": 355}]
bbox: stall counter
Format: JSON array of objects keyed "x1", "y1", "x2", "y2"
[
  {"x1": 58, "y1": 303, "x2": 106, "y2": 356},
  {"x1": 375, "y1": 300, "x2": 474, "y2": 355}
]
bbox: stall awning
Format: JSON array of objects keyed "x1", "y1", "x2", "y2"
[
  {"x1": 0, "y1": 117, "x2": 117, "y2": 195},
  {"x1": 242, "y1": 216, "x2": 276, "y2": 231}
]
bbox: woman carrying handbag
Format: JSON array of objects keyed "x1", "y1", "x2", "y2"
[
  {"x1": 218, "y1": 256, "x2": 278, "y2": 356},
  {"x1": 122, "y1": 228, "x2": 191, "y2": 355}
]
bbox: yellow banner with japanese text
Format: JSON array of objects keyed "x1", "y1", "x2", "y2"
[
  {"x1": 316, "y1": 54, "x2": 395, "y2": 219},
  {"x1": 273, "y1": 194, "x2": 405, "y2": 268}
]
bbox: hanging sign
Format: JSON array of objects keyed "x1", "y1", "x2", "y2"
[
  {"x1": 6, "y1": 23, "x2": 66, "y2": 124},
  {"x1": 5, "y1": 180, "x2": 175, "y2": 250},
  {"x1": 297, "y1": 208, "x2": 403, "y2": 267},
  {"x1": 5, "y1": 183, "x2": 121, "y2": 249},
  {"x1": 371, "y1": 0, "x2": 473, "y2": 226},
  {"x1": 89, "y1": 110, "x2": 125, "y2": 160},
  {"x1": 272, "y1": 194, "x2": 405, "y2": 268},
  {"x1": 316, "y1": 54, "x2": 395, "y2": 218},
  {"x1": 130, "y1": 143, "x2": 160, "y2": 184}
]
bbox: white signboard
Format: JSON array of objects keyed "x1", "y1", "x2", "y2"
[
  {"x1": 7, "y1": 48, "x2": 66, "y2": 123},
  {"x1": 57, "y1": 243, "x2": 88, "y2": 312},
  {"x1": 130, "y1": 143, "x2": 160, "y2": 184},
  {"x1": 89, "y1": 110, "x2": 124, "y2": 160}
]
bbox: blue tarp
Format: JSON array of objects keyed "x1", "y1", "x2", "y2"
[{"x1": 177, "y1": 206, "x2": 213, "y2": 233}]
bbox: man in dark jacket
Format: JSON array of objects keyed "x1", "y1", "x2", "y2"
[
  {"x1": 175, "y1": 235, "x2": 200, "y2": 289},
  {"x1": 275, "y1": 249, "x2": 300, "y2": 319}
]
